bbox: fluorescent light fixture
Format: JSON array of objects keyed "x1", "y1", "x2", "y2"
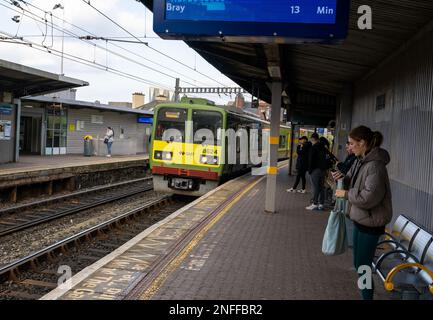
[
  {"x1": 282, "y1": 90, "x2": 291, "y2": 104},
  {"x1": 267, "y1": 65, "x2": 281, "y2": 79}
]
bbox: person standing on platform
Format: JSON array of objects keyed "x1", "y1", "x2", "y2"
[
  {"x1": 306, "y1": 132, "x2": 327, "y2": 211},
  {"x1": 337, "y1": 141, "x2": 357, "y2": 175},
  {"x1": 320, "y1": 136, "x2": 339, "y2": 169},
  {"x1": 287, "y1": 136, "x2": 311, "y2": 193},
  {"x1": 332, "y1": 125, "x2": 392, "y2": 300},
  {"x1": 319, "y1": 136, "x2": 339, "y2": 208},
  {"x1": 104, "y1": 126, "x2": 114, "y2": 157}
]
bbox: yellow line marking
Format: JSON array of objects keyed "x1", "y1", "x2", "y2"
[
  {"x1": 267, "y1": 166, "x2": 278, "y2": 175},
  {"x1": 269, "y1": 136, "x2": 279, "y2": 145},
  {"x1": 139, "y1": 176, "x2": 266, "y2": 300}
]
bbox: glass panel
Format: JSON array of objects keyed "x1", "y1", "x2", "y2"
[
  {"x1": 53, "y1": 117, "x2": 61, "y2": 130},
  {"x1": 279, "y1": 135, "x2": 286, "y2": 148},
  {"x1": 47, "y1": 115, "x2": 55, "y2": 130},
  {"x1": 155, "y1": 108, "x2": 187, "y2": 142},
  {"x1": 60, "y1": 134, "x2": 67, "y2": 147},
  {"x1": 46, "y1": 130, "x2": 53, "y2": 148},
  {"x1": 54, "y1": 132, "x2": 60, "y2": 147},
  {"x1": 192, "y1": 110, "x2": 222, "y2": 145},
  {"x1": 61, "y1": 117, "x2": 67, "y2": 130}
]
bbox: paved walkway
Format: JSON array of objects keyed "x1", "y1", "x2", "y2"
[
  {"x1": 149, "y1": 166, "x2": 390, "y2": 300},
  {"x1": 42, "y1": 165, "x2": 390, "y2": 300}
]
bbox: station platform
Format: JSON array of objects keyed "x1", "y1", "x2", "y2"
[
  {"x1": 0, "y1": 155, "x2": 149, "y2": 203},
  {"x1": 0, "y1": 155, "x2": 149, "y2": 176},
  {"x1": 41, "y1": 163, "x2": 390, "y2": 300}
]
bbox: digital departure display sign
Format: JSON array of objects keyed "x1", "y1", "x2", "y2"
[
  {"x1": 165, "y1": 0, "x2": 338, "y2": 25},
  {"x1": 153, "y1": 0, "x2": 350, "y2": 44},
  {"x1": 137, "y1": 115, "x2": 153, "y2": 124}
]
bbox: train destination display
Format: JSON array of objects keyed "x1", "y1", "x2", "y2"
[
  {"x1": 153, "y1": 0, "x2": 350, "y2": 43},
  {"x1": 165, "y1": 0, "x2": 338, "y2": 25}
]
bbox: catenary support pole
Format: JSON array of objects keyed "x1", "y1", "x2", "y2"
[{"x1": 174, "y1": 78, "x2": 180, "y2": 102}]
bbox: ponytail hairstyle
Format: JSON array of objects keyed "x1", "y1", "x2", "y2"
[{"x1": 349, "y1": 125, "x2": 383, "y2": 153}]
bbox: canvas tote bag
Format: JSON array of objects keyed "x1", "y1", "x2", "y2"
[{"x1": 322, "y1": 197, "x2": 348, "y2": 256}]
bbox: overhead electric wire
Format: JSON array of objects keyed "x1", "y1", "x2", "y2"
[
  {"x1": 6, "y1": 0, "x2": 209, "y2": 87},
  {"x1": 0, "y1": 8, "x2": 194, "y2": 89},
  {"x1": 17, "y1": 35, "x2": 162, "y2": 39},
  {"x1": 81, "y1": 0, "x2": 230, "y2": 87},
  {"x1": 1, "y1": 1, "x2": 202, "y2": 88},
  {"x1": 0, "y1": 33, "x2": 173, "y2": 89},
  {"x1": 0, "y1": 29, "x2": 174, "y2": 90}
]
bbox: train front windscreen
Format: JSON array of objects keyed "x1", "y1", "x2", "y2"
[{"x1": 155, "y1": 107, "x2": 187, "y2": 143}]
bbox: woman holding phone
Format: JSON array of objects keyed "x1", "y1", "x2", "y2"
[{"x1": 332, "y1": 125, "x2": 392, "y2": 300}]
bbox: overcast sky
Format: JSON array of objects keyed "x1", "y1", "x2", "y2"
[{"x1": 0, "y1": 0, "x2": 241, "y2": 104}]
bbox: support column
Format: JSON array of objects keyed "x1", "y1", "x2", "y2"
[
  {"x1": 265, "y1": 82, "x2": 282, "y2": 213},
  {"x1": 14, "y1": 98, "x2": 21, "y2": 162},
  {"x1": 10, "y1": 186, "x2": 17, "y2": 203},
  {"x1": 335, "y1": 85, "x2": 353, "y2": 160},
  {"x1": 66, "y1": 177, "x2": 76, "y2": 191},
  {"x1": 288, "y1": 124, "x2": 295, "y2": 176},
  {"x1": 46, "y1": 181, "x2": 53, "y2": 196}
]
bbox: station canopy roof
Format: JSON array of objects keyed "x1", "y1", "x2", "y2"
[
  {"x1": 0, "y1": 59, "x2": 88, "y2": 98},
  {"x1": 22, "y1": 96, "x2": 153, "y2": 116},
  {"x1": 140, "y1": 0, "x2": 433, "y2": 125}
]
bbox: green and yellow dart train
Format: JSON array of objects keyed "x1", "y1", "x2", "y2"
[{"x1": 149, "y1": 97, "x2": 293, "y2": 196}]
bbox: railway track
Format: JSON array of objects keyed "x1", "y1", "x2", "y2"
[
  {"x1": 0, "y1": 195, "x2": 189, "y2": 300},
  {"x1": 0, "y1": 177, "x2": 153, "y2": 237}
]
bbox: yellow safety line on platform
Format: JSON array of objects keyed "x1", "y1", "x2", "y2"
[{"x1": 139, "y1": 175, "x2": 266, "y2": 300}]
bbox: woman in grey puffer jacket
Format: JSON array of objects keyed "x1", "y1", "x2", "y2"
[{"x1": 333, "y1": 125, "x2": 392, "y2": 300}]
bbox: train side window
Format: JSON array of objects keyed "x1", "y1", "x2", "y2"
[{"x1": 279, "y1": 135, "x2": 286, "y2": 148}]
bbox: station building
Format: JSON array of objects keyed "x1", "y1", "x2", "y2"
[
  {"x1": 0, "y1": 59, "x2": 153, "y2": 165},
  {"x1": 0, "y1": 59, "x2": 87, "y2": 164},
  {"x1": 21, "y1": 90, "x2": 153, "y2": 158}
]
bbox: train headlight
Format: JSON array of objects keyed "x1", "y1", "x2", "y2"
[
  {"x1": 163, "y1": 152, "x2": 173, "y2": 160},
  {"x1": 212, "y1": 157, "x2": 218, "y2": 164},
  {"x1": 200, "y1": 155, "x2": 208, "y2": 164},
  {"x1": 154, "y1": 151, "x2": 162, "y2": 159}
]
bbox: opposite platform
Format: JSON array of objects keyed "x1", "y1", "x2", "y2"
[
  {"x1": 0, "y1": 155, "x2": 149, "y2": 204},
  {"x1": 0, "y1": 155, "x2": 148, "y2": 177}
]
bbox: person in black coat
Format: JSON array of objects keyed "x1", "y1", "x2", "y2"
[
  {"x1": 306, "y1": 133, "x2": 328, "y2": 210},
  {"x1": 287, "y1": 136, "x2": 311, "y2": 193}
]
